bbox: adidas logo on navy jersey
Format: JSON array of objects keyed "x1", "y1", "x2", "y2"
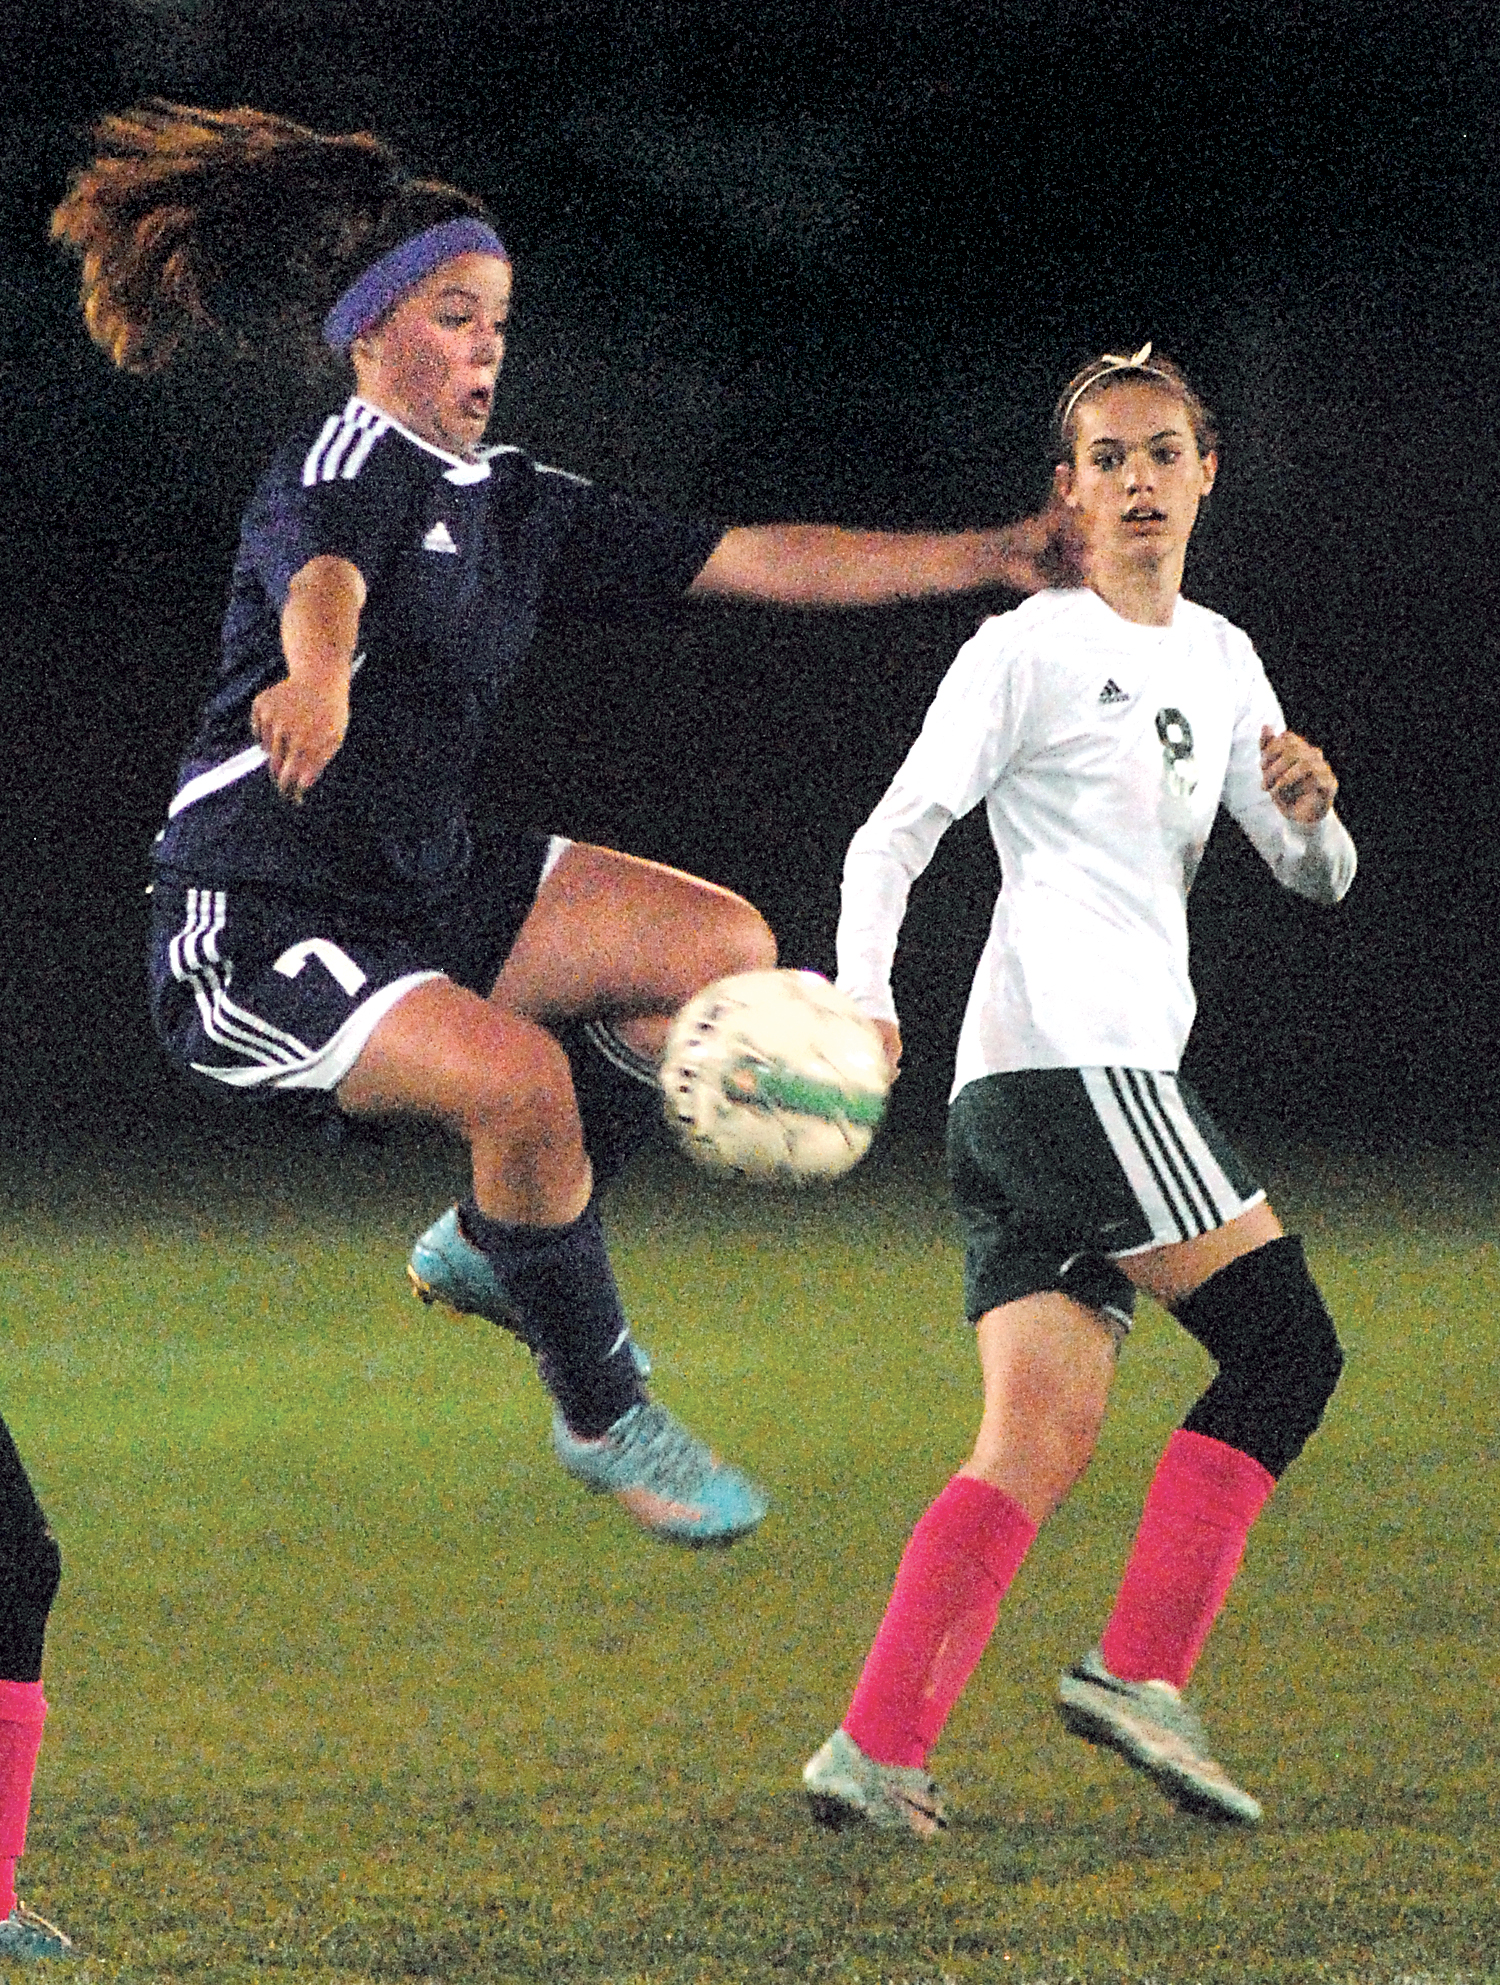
[
  {"x1": 1098, "y1": 678, "x2": 1130, "y2": 705},
  {"x1": 423, "y1": 520, "x2": 459, "y2": 554}
]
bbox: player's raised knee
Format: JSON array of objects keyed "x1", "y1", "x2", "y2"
[
  {"x1": 459, "y1": 1014, "x2": 579, "y2": 1141},
  {"x1": 708, "y1": 894, "x2": 777, "y2": 980}
]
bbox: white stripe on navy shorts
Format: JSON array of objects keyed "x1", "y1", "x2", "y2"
[
  {"x1": 148, "y1": 830, "x2": 566, "y2": 1102},
  {"x1": 161, "y1": 884, "x2": 441, "y2": 1092}
]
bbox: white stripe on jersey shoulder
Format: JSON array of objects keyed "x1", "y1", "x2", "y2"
[
  {"x1": 303, "y1": 399, "x2": 495, "y2": 486},
  {"x1": 958, "y1": 582, "x2": 1106, "y2": 658},
  {"x1": 481, "y1": 443, "x2": 591, "y2": 487},
  {"x1": 303, "y1": 401, "x2": 393, "y2": 485}
]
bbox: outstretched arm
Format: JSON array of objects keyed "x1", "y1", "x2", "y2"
[
  {"x1": 839, "y1": 619, "x2": 1026, "y2": 1038},
  {"x1": 689, "y1": 500, "x2": 1077, "y2": 606}
]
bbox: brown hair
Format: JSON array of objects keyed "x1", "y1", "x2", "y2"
[
  {"x1": 1052, "y1": 348, "x2": 1218, "y2": 465},
  {"x1": 50, "y1": 101, "x2": 490, "y2": 372}
]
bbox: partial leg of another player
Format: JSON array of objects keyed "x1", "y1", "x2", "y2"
[
  {"x1": 804, "y1": 1292, "x2": 1118, "y2": 1835},
  {"x1": 1056, "y1": 1201, "x2": 1344, "y2": 1824},
  {"x1": 0, "y1": 1415, "x2": 71, "y2": 1960}
]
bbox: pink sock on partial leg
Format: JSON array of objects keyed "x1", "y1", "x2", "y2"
[
  {"x1": 843, "y1": 1475, "x2": 1038, "y2": 1769},
  {"x1": 1100, "y1": 1429, "x2": 1274, "y2": 1690},
  {"x1": 0, "y1": 1680, "x2": 47, "y2": 1918}
]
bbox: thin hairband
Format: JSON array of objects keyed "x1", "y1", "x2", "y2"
[
  {"x1": 1057, "y1": 341, "x2": 1172, "y2": 432},
  {"x1": 322, "y1": 217, "x2": 508, "y2": 352}
]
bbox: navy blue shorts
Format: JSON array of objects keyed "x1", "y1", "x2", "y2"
[{"x1": 148, "y1": 830, "x2": 564, "y2": 1102}]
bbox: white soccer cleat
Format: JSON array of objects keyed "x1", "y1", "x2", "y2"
[
  {"x1": 1057, "y1": 1646, "x2": 1262, "y2": 1824},
  {"x1": 802, "y1": 1727, "x2": 947, "y2": 1838}
]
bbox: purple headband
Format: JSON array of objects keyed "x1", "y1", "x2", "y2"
[{"x1": 322, "y1": 216, "x2": 508, "y2": 352}]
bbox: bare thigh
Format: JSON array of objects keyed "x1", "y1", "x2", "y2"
[
  {"x1": 1120, "y1": 1200, "x2": 1285, "y2": 1310},
  {"x1": 489, "y1": 841, "x2": 776, "y2": 1026},
  {"x1": 960, "y1": 1292, "x2": 1120, "y2": 1525}
]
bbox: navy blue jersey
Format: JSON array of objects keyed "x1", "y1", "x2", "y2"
[{"x1": 154, "y1": 399, "x2": 721, "y2": 904}]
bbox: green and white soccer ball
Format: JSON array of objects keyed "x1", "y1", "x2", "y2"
[{"x1": 661, "y1": 969, "x2": 890, "y2": 1183}]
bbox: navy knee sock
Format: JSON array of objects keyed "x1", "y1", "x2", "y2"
[{"x1": 461, "y1": 1200, "x2": 648, "y2": 1437}]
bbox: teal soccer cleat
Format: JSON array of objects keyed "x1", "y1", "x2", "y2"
[
  {"x1": 552, "y1": 1401, "x2": 766, "y2": 1545},
  {"x1": 0, "y1": 1902, "x2": 74, "y2": 1960},
  {"x1": 408, "y1": 1207, "x2": 526, "y2": 1333},
  {"x1": 802, "y1": 1728, "x2": 947, "y2": 1837},
  {"x1": 1056, "y1": 1646, "x2": 1262, "y2": 1824},
  {"x1": 407, "y1": 1208, "x2": 651, "y2": 1375}
]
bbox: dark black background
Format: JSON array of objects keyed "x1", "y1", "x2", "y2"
[{"x1": 2, "y1": 1, "x2": 1495, "y2": 1149}]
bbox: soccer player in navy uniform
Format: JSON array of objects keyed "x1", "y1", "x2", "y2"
[
  {"x1": 0, "y1": 1417, "x2": 71, "y2": 1957},
  {"x1": 53, "y1": 103, "x2": 1073, "y2": 1548},
  {"x1": 804, "y1": 348, "x2": 1355, "y2": 1833}
]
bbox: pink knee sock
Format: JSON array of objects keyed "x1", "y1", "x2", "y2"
[
  {"x1": 1100, "y1": 1429, "x2": 1275, "y2": 1690},
  {"x1": 0, "y1": 1681, "x2": 46, "y2": 1918},
  {"x1": 844, "y1": 1475, "x2": 1038, "y2": 1768}
]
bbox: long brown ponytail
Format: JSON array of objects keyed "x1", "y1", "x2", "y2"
[{"x1": 51, "y1": 102, "x2": 490, "y2": 372}]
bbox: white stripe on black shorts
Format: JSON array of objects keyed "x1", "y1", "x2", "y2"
[
  {"x1": 946, "y1": 1067, "x2": 1264, "y2": 1329},
  {"x1": 1077, "y1": 1068, "x2": 1265, "y2": 1252}
]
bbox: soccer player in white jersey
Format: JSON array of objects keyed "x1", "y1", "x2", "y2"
[
  {"x1": 52, "y1": 105, "x2": 1075, "y2": 1557},
  {"x1": 803, "y1": 346, "x2": 1356, "y2": 1835}
]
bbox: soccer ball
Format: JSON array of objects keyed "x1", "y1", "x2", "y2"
[{"x1": 660, "y1": 969, "x2": 890, "y2": 1183}]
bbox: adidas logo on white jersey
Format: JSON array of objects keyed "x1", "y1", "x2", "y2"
[
  {"x1": 423, "y1": 520, "x2": 459, "y2": 554},
  {"x1": 1098, "y1": 678, "x2": 1130, "y2": 705}
]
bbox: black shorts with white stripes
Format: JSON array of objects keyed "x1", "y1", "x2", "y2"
[
  {"x1": 147, "y1": 828, "x2": 558, "y2": 1105},
  {"x1": 946, "y1": 1068, "x2": 1264, "y2": 1330}
]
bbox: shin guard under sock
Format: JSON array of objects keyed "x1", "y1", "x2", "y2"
[
  {"x1": 844, "y1": 1476, "x2": 1038, "y2": 1769},
  {"x1": 462, "y1": 1200, "x2": 647, "y2": 1437},
  {"x1": 1100, "y1": 1428, "x2": 1275, "y2": 1690},
  {"x1": 0, "y1": 1680, "x2": 46, "y2": 1916}
]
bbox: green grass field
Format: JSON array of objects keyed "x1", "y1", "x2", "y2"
[{"x1": 0, "y1": 1129, "x2": 1496, "y2": 1983}]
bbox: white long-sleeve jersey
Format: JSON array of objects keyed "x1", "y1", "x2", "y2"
[{"x1": 836, "y1": 587, "x2": 1357, "y2": 1099}]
